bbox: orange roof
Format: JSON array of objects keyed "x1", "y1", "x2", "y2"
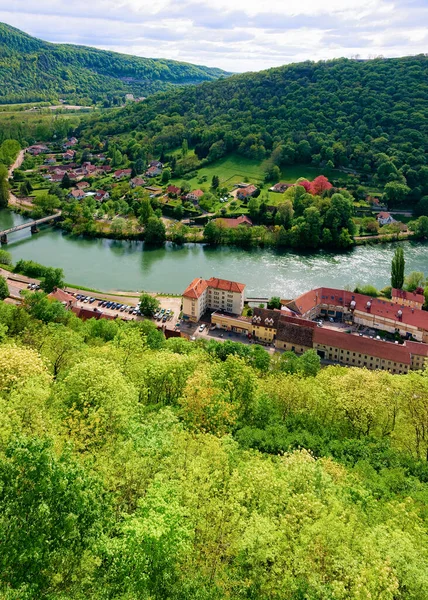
[
  {"x1": 392, "y1": 288, "x2": 424, "y2": 305},
  {"x1": 406, "y1": 341, "x2": 428, "y2": 357},
  {"x1": 206, "y1": 277, "x2": 245, "y2": 293},
  {"x1": 314, "y1": 328, "x2": 411, "y2": 364},
  {"x1": 289, "y1": 287, "x2": 428, "y2": 332},
  {"x1": 183, "y1": 278, "x2": 208, "y2": 299},
  {"x1": 215, "y1": 215, "x2": 253, "y2": 228},
  {"x1": 48, "y1": 289, "x2": 76, "y2": 305}
]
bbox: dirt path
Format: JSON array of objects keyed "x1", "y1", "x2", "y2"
[{"x1": 7, "y1": 149, "x2": 35, "y2": 209}]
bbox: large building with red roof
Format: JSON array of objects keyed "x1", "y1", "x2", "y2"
[
  {"x1": 284, "y1": 287, "x2": 428, "y2": 343},
  {"x1": 182, "y1": 277, "x2": 246, "y2": 322}
]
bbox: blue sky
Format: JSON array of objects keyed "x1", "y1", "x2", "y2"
[{"x1": 0, "y1": 0, "x2": 427, "y2": 71}]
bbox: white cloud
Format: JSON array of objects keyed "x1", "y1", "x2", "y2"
[{"x1": 0, "y1": 0, "x2": 426, "y2": 72}]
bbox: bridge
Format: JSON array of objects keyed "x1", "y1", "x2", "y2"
[
  {"x1": 246, "y1": 297, "x2": 269, "y2": 304},
  {"x1": 0, "y1": 212, "x2": 62, "y2": 244}
]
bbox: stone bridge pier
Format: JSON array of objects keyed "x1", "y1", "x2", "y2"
[{"x1": 0, "y1": 234, "x2": 7, "y2": 244}]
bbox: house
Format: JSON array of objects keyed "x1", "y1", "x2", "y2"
[
  {"x1": 392, "y1": 288, "x2": 425, "y2": 310},
  {"x1": 145, "y1": 166, "x2": 162, "y2": 178},
  {"x1": 69, "y1": 189, "x2": 86, "y2": 200},
  {"x1": 182, "y1": 277, "x2": 246, "y2": 322},
  {"x1": 377, "y1": 212, "x2": 396, "y2": 226},
  {"x1": 76, "y1": 181, "x2": 89, "y2": 190},
  {"x1": 145, "y1": 186, "x2": 163, "y2": 197},
  {"x1": 237, "y1": 184, "x2": 257, "y2": 200},
  {"x1": 63, "y1": 150, "x2": 75, "y2": 161},
  {"x1": 214, "y1": 215, "x2": 253, "y2": 228},
  {"x1": 48, "y1": 288, "x2": 76, "y2": 307},
  {"x1": 167, "y1": 185, "x2": 181, "y2": 197},
  {"x1": 186, "y1": 189, "x2": 204, "y2": 203},
  {"x1": 51, "y1": 173, "x2": 65, "y2": 183},
  {"x1": 44, "y1": 156, "x2": 56, "y2": 165},
  {"x1": 130, "y1": 177, "x2": 146, "y2": 188},
  {"x1": 63, "y1": 137, "x2": 78, "y2": 149},
  {"x1": 113, "y1": 168, "x2": 132, "y2": 179},
  {"x1": 95, "y1": 190, "x2": 110, "y2": 202},
  {"x1": 149, "y1": 160, "x2": 163, "y2": 168},
  {"x1": 27, "y1": 144, "x2": 49, "y2": 155},
  {"x1": 269, "y1": 182, "x2": 293, "y2": 193}
]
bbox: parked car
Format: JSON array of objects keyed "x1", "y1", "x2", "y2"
[{"x1": 199, "y1": 324, "x2": 206, "y2": 332}]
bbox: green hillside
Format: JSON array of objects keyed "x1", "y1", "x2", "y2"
[
  {"x1": 80, "y1": 55, "x2": 428, "y2": 204},
  {"x1": 0, "y1": 22, "x2": 229, "y2": 105}
]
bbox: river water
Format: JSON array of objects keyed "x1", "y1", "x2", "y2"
[{"x1": 1, "y1": 209, "x2": 427, "y2": 296}]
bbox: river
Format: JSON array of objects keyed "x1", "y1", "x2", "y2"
[{"x1": 1, "y1": 209, "x2": 427, "y2": 296}]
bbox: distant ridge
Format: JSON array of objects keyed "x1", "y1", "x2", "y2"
[{"x1": 0, "y1": 22, "x2": 230, "y2": 105}]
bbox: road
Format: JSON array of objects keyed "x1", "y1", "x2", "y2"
[{"x1": 7, "y1": 149, "x2": 35, "y2": 210}]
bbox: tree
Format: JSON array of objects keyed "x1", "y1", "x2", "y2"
[
  {"x1": 161, "y1": 168, "x2": 171, "y2": 184},
  {"x1": 60, "y1": 172, "x2": 71, "y2": 189},
  {"x1": 412, "y1": 216, "x2": 428, "y2": 239},
  {"x1": 111, "y1": 217, "x2": 126, "y2": 236},
  {"x1": 33, "y1": 192, "x2": 60, "y2": 215},
  {"x1": 0, "y1": 274, "x2": 8, "y2": 300},
  {"x1": 41, "y1": 267, "x2": 64, "y2": 294},
  {"x1": 144, "y1": 217, "x2": 166, "y2": 244},
  {"x1": 309, "y1": 175, "x2": 332, "y2": 196},
  {"x1": 384, "y1": 181, "x2": 410, "y2": 205},
  {"x1": 139, "y1": 292, "x2": 160, "y2": 316},
  {"x1": 139, "y1": 197, "x2": 154, "y2": 225},
  {"x1": 391, "y1": 246, "x2": 405, "y2": 289},
  {"x1": 211, "y1": 175, "x2": 220, "y2": 190},
  {"x1": 405, "y1": 271, "x2": 425, "y2": 292},
  {"x1": 267, "y1": 297, "x2": 281, "y2": 309},
  {"x1": 0, "y1": 249, "x2": 12, "y2": 265},
  {"x1": 0, "y1": 164, "x2": 10, "y2": 208},
  {"x1": 181, "y1": 139, "x2": 188, "y2": 157}
]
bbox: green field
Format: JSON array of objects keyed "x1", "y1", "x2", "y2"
[{"x1": 170, "y1": 154, "x2": 352, "y2": 192}]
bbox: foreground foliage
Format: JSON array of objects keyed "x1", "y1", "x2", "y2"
[{"x1": 1, "y1": 296, "x2": 428, "y2": 598}]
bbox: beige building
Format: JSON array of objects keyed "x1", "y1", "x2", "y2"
[{"x1": 182, "y1": 277, "x2": 246, "y2": 322}]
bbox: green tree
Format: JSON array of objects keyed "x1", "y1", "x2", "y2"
[
  {"x1": 144, "y1": 216, "x2": 166, "y2": 244},
  {"x1": 0, "y1": 249, "x2": 12, "y2": 265},
  {"x1": 384, "y1": 181, "x2": 410, "y2": 205},
  {"x1": 405, "y1": 271, "x2": 425, "y2": 292},
  {"x1": 267, "y1": 296, "x2": 281, "y2": 309},
  {"x1": 0, "y1": 164, "x2": 10, "y2": 208},
  {"x1": 41, "y1": 267, "x2": 64, "y2": 294},
  {"x1": 139, "y1": 292, "x2": 160, "y2": 316},
  {"x1": 138, "y1": 197, "x2": 154, "y2": 225},
  {"x1": 0, "y1": 275, "x2": 9, "y2": 300},
  {"x1": 211, "y1": 175, "x2": 220, "y2": 190},
  {"x1": 161, "y1": 168, "x2": 171, "y2": 184},
  {"x1": 391, "y1": 246, "x2": 405, "y2": 289},
  {"x1": 60, "y1": 172, "x2": 71, "y2": 189}
]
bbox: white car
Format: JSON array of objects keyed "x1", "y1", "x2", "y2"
[{"x1": 199, "y1": 324, "x2": 206, "y2": 332}]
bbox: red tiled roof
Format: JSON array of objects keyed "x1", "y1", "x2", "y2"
[
  {"x1": 406, "y1": 341, "x2": 428, "y2": 357},
  {"x1": 183, "y1": 278, "x2": 208, "y2": 299},
  {"x1": 188, "y1": 189, "x2": 204, "y2": 198},
  {"x1": 289, "y1": 287, "x2": 428, "y2": 332},
  {"x1": 392, "y1": 288, "x2": 424, "y2": 305},
  {"x1": 215, "y1": 215, "x2": 253, "y2": 228},
  {"x1": 314, "y1": 327, "x2": 411, "y2": 364},
  {"x1": 207, "y1": 277, "x2": 245, "y2": 293},
  {"x1": 237, "y1": 184, "x2": 257, "y2": 197},
  {"x1": 48, "y1": 289, "x2": 76, "y2": 305},
  {"x1": 377, "y1": 212, "x2": 391, "y2": 218}
]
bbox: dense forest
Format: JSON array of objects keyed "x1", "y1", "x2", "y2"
[
  {"x1": 1, "y1": 288, "x2": 428, "y2": 598},
  {"x1": 79, "y1": 55, "x2": 428, "y2": 204},
  {"x1": 0, "y1": 23, "x2": 229, "y2": 105}
]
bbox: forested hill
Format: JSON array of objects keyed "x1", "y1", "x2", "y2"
[
  {"x1": 0, "y1": 23, "x2": 229, "y2": 105},
  {"x1": 81, "y1": 55, "x2": 428, "y2": 198}
]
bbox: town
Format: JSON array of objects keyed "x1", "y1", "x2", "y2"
[{"x1": 182, "y1": 276, "x2": 428, "y2": 374}]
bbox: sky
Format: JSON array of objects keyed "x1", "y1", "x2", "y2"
[{"x1": 0, "y1": 0, "x2": 427, "y2": 72}]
